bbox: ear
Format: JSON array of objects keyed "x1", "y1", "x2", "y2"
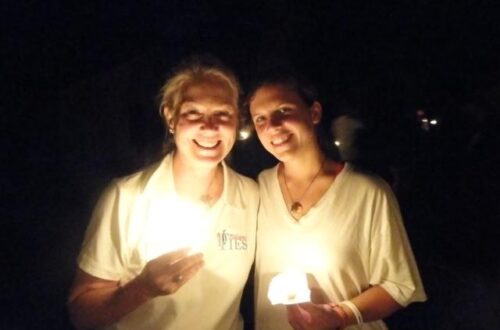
[
  {"x1": 163, "y1": 107, "x2": 175, "y2": 130},
  {"x1": 310, "y1": 101, "x2": 322, "y2": 125}
]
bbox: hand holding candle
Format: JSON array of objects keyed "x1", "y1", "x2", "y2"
[
  {"x1": 135, "y1": 247, "x2": 204, "y2": 298},
  {"x1": 286, "y1": 303, "x2": 347, "y2": 330}
]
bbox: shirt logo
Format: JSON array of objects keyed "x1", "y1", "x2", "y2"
[{"x1": 217, "y1": 229, "x2": 248, "y2": 250}]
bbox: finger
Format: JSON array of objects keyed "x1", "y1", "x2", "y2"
[
  {"x1": 166, "y1": 252, "x2": 204, "y2": 273},
  {"x1": 168, "y1": 253, "x2": 204, "y2": 277},
  {"x1": 155, "y1": 247, "x2": 191, "y2": 264},
  {"x1": 289, "y1": 304, "x2": 314, "y2": 329},
  {"x1": 172, "y1": 258, "x2": 204, "y2": 286},
  {"x1": 297, "y1": 303, "x2": 314, "y2": 322},
  {"x1": 176, "y1": 253, "x2": 204, "y2": 273},
  {"x1": 287, "y1": 305, "x2": 306, "y2": 330}
]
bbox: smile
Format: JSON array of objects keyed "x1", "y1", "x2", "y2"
[
  {"x1": 271, "y1": 133, "x2": 291, "y2": 146},
  {"x1": 194, "y1": 139, "x2": 221, "y2": 149}
]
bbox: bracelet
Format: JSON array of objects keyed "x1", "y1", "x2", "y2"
[
  {"x1": 328, "y1": 303, "x2": 349, "y2": 329},
  {"x1": 340, "y1": 300, "x2": 363, "y2": 325}
]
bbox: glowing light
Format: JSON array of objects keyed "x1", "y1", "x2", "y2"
[
  {"x1": 430, "y1": 119, "x2": 438, "y2": 125},
  {"x1": 238, "y1": 128, "x2": 251, "y2": 140},
  {"x1": 144, "y1": 198, "x2": 211, "y2": 261},
  {"x1": 267, "y1": 270, "x2": 311, "y2": 305},
  {"x1": 267, "y1": 240, "x2": 325, "y2": 305},
  {"x1": 334, "y1": 140, "x2": 341, "y2": 146},
  {"x1": 421, "y1": 118, "x2": 429, "y2": 123}
]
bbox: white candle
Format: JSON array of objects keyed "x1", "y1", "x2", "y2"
[{"x1": 268, "y1": 270, "x2": 311, "y2": 305}]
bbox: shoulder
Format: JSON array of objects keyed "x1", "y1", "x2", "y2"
[
  {"x1": 113, "y1": 160, "x2": 163, "y2": 194},
  {"x1": 224, "y1": 166, "x2": 259, "y2": 210},
  {"x1": 335, "y1": 164, "x2": 400, "y2": 211},
  {"x1": 340, "y1": 163, "x2": 393, "y2": 196},
  {"x1": 257, "y1": 165, "x2": 278, "y2": 185},
  {"x1": 226, "y1": 166, "x2": 259, "y2": 194},
  {"x1": 100, "y1": 156, "x2": 170, "y2": 206}
]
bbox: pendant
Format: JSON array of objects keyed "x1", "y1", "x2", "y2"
[
  {"x1": 290, "y1": 202, "x2": 303, "y2": 218},
  {"x1": 200, "y1": 194, "x2": 211, "y2": 204}
]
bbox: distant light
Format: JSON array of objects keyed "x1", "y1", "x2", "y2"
[
  {"x1": 238, "y1": 129, "x2": 251, "y2": 140},
  {"x1": 420, "y1": 118, "x2": 430, "y2": 131},
  {"x1": 334, "y1": 140, "x2": 341, "y2": 146},
  {"x1": 430, "y1": 119, "x2": 438, "y2": 125}
]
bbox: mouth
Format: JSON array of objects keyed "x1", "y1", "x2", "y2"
[
  {"x1": 270, "y1": 133, "x2": 292, "y2": 146},
  {"x1": 193, "y1": 139, "x2": 221, "y2": 149}
]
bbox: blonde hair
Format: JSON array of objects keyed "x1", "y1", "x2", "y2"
[{"x1": 158, "y1": 56, "x2": 241, "y2": 128}]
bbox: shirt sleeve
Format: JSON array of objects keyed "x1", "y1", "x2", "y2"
[
  {"x1": 77, "y1": 181, "x2": 127, "y2": 281},
  {"x1": 368, "y1": 182, "x2": 427, "y2": 307}
]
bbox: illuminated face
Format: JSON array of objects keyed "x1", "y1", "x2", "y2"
[
  {"x1": 165, "y1": 78, "x2": 238, "y2": 167},
  {"x1": 249, "y1": 84, "x2": 321, "y2": 161}
]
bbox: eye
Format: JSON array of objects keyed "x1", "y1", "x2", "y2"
[
  {"x1": 253, "y1": 115, "x2": 266, "y2": 126},
  {"x1": 182, "y1": 109, "x2": 203, "y2": 121},
  {"x1": 214, "y1": 110, "x2": 233, "y2": 122},
  {"x1": 277, "y1": 107, "x2": 292, "y2": 115}
]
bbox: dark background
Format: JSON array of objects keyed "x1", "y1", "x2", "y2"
[{"x1": 2, "y1": 1, "x2": 500, "y2": 329}]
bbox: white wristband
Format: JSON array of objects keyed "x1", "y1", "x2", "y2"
[{"x1": 340, "y1": 300, "x2": 363, "y2": 325}]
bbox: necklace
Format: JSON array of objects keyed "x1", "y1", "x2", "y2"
[
  {"x1": 200, "y1": 166, "x2": 219, "y2": 204},
  {"x1": 281, "y1": 157, "x2": 326, "y2": 219}
]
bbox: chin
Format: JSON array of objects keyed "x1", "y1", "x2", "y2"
[
  {"x1": 194, "y1": 153, "x2": 226, "y2": 165},
  {"x1": 274, "y1": 150, "x2": 297, "y2": 163}
]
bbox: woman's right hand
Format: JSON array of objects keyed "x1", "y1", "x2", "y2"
[
  {"x1": 136, "y1": 248, "x2": 204, "y2": 298},
  {"x1": 287, "y1": 303, "x2": 344, "y2": 330}
]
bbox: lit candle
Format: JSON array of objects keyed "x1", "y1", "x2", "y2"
[
  {"x1": 145, "y1": 197, "x2": 210, "y2": 261},
  {"x1": 267, "y1": 270, "x2": 311, "y2": 305}
]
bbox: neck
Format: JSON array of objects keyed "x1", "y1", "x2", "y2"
[
  {"x1": 281, "y1": 148, "x2": 325, "y2": 180},
  {"x1": 172, "y1": 152, "x2": 222, "y2": 203}
]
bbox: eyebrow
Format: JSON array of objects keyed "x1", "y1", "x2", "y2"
[
  {"x1": 181, "y1": 101, "x2": 235, "y2": 110},
  {"x1": 253, "y1": 103, "x2": 295, "y2": 114}
]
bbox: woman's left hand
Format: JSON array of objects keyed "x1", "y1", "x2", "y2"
[{"x1": 286, "y1": 303, "x2": 342, "y2": 330}]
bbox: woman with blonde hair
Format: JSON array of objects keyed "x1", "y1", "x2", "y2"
[{"x1": 68, "y1": 56, "x2": 258, "y2": 330}]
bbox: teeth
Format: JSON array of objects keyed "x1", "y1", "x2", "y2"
[
  {"x1": 194, "y1": 140, "x2": 220, "y2": 149},
  {"x1": 271, "y1": 134, "x2": 290, "y2": 145}
]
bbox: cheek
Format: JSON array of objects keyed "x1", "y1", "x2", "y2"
[
  {"x1": 220, "y1": 119, "x2": 238, "y2": 132},
  {"x1": 255, "y1": 130, "x2": 271, "y2": 146},
  {"x1": 222, "y1": 125, "x2": 237, "y2": 142},
  {"x1": 173, "y1": 122, "x2": 191, "y2": 135}
]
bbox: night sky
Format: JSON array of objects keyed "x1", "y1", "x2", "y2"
[{"x1": 2, "y1": 1, "x2": 500, "y2": 329}]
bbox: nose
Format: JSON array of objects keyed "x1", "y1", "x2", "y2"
[
  {"x1": 267, "y1": 113, "x2": 283, "y2": 130},
  {"x1": 201, "y1": 114, "x2": 218, "y2": 130}
]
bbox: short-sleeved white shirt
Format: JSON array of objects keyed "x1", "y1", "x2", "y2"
[
  {"x1": 255, "y1": 163, "x2": 426, "y2": 330},
  {"x1": 78, "y1": 153, "x2": 259, "y2": 330}
]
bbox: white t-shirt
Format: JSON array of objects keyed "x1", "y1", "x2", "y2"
[
  {"x1": 78, "y1": 153, "x2": 259, "y2": 330},
  {"x1": 255, "y1": 163, "x2": 426, "y2": 330}
]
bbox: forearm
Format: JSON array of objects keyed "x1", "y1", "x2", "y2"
[
  {"x1": 341, "y1": 285, "x2": 402, "y2": 326},
  {"x1": 68, "y1": 276, "x2": 150, "y2": 329},
  {"x1": 285, "y1": 286, "x2": 402, "y2": 329}
]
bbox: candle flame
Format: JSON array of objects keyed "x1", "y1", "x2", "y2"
[
  {"x1": 144, "y1": 197, "x2": 210, "y2": 261},
  {"x1": 268, "y1": 270, "x2": 311, "y2": 305}
]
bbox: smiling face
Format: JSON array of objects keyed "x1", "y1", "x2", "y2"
[
  {"x1": 164, "y1": 77, "x2": 238, "y2": 168},
  {"x1": 249, "y1": 84, "x2": 322, "y2": 162}
]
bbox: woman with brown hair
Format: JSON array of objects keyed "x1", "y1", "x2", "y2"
[{"x1": 248, "y1": 71, "x2": 426, "y2": 330}]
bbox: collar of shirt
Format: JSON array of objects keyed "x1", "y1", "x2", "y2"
[{"x1": 140, "y1": 153, "x2": 246, "y2": 210}]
